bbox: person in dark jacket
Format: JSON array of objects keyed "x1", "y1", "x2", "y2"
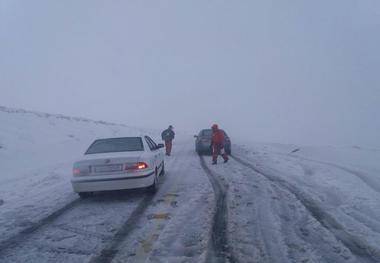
[
  {"x1": 161, "y1": 125, "x2": 175, "y2": 156},
  {"x1": 211, "y1": 124, "x2": 228, "y2": 165}
]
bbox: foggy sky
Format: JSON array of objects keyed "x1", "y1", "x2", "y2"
[{"x1": 1, "y1": 0, "x2": 379, "y2": 147}]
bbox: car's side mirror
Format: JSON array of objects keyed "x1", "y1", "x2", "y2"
[{"x1": 157, "y1": 143, "x2": 164, "y2": 149}]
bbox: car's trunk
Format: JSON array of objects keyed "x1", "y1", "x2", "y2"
[{"x1": 75, "y1": 152, "x2": 143, "y2": 176}]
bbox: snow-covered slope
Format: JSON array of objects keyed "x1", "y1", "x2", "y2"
[{"x1": 0, "y1": 106, "x2": 157, "y2": 179}]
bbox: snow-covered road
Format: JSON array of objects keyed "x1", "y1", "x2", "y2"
[
  {"x1": 1, "y1": 107, "x2": 380, "y2": 263},
  {"x1": 0, "y1": 139, "x2": 214, "y2": 263},
  {"x1": 2, "y1": 139, "x2": 380, "y2": 262}
]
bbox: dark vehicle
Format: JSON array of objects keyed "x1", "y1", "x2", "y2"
[{"x1": 194, "y1": 129, "x2": 231, "y2": 155}]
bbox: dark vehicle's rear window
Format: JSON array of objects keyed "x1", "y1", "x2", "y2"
[
  {"x1": 201, "y1": 129, "x2": 228, "y2": 137},
  {"x1": 201, "y1": 129, "x2": 213, "y2": 136},
  {"x1": 85, "y1": 137, "x2": 144, "y2": 154}
]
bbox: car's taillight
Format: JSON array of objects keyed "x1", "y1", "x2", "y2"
[
  {"x1": 137, "y1": 162, "x2": 148, "y2": 169},
  {"x1": 125, "y1": 162, "x2": 148, "y2": 171},
  {"x1": 73, "y1": 168, "x2": 81, "y2": 176}
]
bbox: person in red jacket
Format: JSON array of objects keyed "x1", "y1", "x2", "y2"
[{"x1": 211, "y1": 124, "x2": 229, "y2": 165}]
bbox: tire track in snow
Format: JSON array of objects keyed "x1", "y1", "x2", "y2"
[
  {"x1": 88, "y1": 193, "x2": 155, "y2": 263},
  {"x1": 199, "y1": 156, "x2": 237, "y2": 263},
  {"x1": 231, "y1": 154, "x2": 380, "y2": 263},
  {"x1": 0, "y1": 198, "x2": 81, "y2": 255},
  {"x1": 0, "y1": 192, "x2": 149, "y2": 261}
]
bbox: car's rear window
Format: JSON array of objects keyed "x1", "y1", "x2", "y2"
[
  {"x1": 201, "y1": 130, "x2": 213, "y2": 136},
  {"x1": 85, "y1": 137, "x2": 144, "y2": 154},
  {"x1": 201, "y1": 129, "x2": 228, "y2": 137}
]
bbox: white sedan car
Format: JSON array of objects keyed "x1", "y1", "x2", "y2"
[{"x1": 71, "y1": 136, "x2": 165, "y2": 198}]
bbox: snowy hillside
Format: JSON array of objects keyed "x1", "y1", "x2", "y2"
[{"x1": 0, "y1": 106, "x2": 158, "y2": 178}]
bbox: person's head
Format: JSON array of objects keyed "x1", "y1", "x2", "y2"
[
  {"x1": 168, "y1": 125, "x2": 173, "y2": 130},
  {"x1": 212, "y1": 124, "x2": 219, "y2": 131}
]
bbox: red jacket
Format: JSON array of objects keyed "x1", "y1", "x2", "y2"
[{"x1": 212, "y1": 130, "x2": 225, "y2": 145}]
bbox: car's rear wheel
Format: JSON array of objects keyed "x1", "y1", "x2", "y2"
[
  {"x1": 78, "y1": 192, "x2": 91, "y2": 199},
  {"x1": 147, "y1": 170, "x2": 159, "y2": 193}
]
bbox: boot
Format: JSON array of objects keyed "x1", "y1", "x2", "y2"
[{"x1": 212, "y1": 160, "x2": 217, "y2": 165}]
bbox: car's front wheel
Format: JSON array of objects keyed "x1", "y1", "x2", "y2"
[{"x1": 160, "y1": 162, "x2": 165, "y2": 176}]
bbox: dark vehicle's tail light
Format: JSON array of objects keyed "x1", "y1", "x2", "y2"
[
  {"x1": 125, "y1": 162, "x2": 148, "y2": 171},
  {"x1": 73, "y1": 168, "x2": 81, "y2": 176}
]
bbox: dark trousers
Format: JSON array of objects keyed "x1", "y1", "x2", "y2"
[
  {"x1": 165, "y1": 140, "x2": 172, "y2": 155},
  {"x1": 212, "y1": 144, "x2": 228, "y2": 162}
]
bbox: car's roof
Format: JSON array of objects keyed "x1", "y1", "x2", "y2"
[
  {"x1": 200, "y1": 129, "x2": 226, "y2": 132},
  {"x1": 92, "y1": 135, "x2": 149, "y2": 141},
  {"x1": 199, "y1": 129, "x2": 228, "y2": 136}
]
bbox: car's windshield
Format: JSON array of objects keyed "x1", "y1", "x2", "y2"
[{"x1": 85, "y1": 137, "x2": 144, "y2": 154}]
